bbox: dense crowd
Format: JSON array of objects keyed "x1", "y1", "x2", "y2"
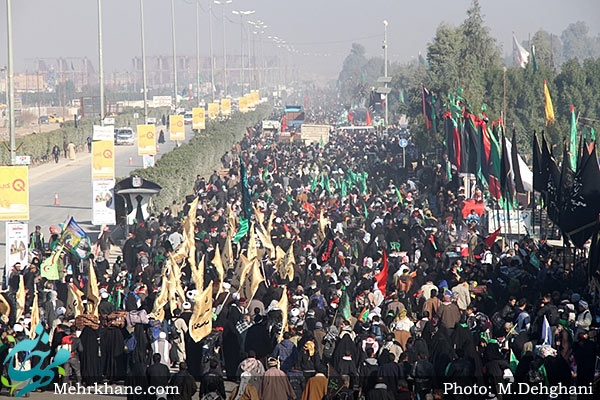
[{"x1": 3, "y1": 120, "x2": 600, "y2": 400}]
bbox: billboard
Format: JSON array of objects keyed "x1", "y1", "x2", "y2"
[
  {"x1": 137, "y1": 124, "x2": 157, "y2": 155},
  {"x1": 487, "y1": 210, "x2": 533, "y2": 234},
  {"x1": 5, "y1": 222, "x2": 28, "y2": 272},
  {"x1": 208, "y1": 103, "x2": 220, "y2": 119},
  {"x1": 239, "y1": 97, "x2": 248, "y2": 113},
  {"x1": 192, "y1": 107, "x2": 206, "y2": 130},
  {"x1": 169, "y1": 114, "x2": 185, "y2": 141},
  {"x1": 220, "y1": 98, "x2": 231, "y2": 116},
  {"x1": 91, "y1": 140, "x2": 115, "y2": 180},
  {"x1": 92, "y1": 179, "x2": 116, "y2": 226},
  {"x1": 0, "y1": 166, "x2": 29, "y2": 221},
  {"x1": 92, "y1": 125, "x2": 114, "y2": 141}
]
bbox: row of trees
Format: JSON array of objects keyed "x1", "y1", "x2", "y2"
[{"x1": 337, "y1": 0, "x2": 600, "y2": 156}]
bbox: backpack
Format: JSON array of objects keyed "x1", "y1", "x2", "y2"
[
  {"x1": 323, "y1": 338, "x2": 336, "y2": 359},
  {"x1": 491, "y1": 311, "x2": 505, "y2": 329},
  {"x1": 124, "y1": 334, "x2": 137, "y2": 353},
  {"x1": 371, "y1": 323, "x2": 383, "y2": 342}
]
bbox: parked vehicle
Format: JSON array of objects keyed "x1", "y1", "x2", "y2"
[{"x1": 114, "y1": 127, "x2": 135, "y2": 145}]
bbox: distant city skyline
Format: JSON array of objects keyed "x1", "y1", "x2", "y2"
[{"x1": 0, "y1": 0, "x2": 598, "y2": 82}]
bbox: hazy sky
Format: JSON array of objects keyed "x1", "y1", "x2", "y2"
[{"x1": 0, "y1": 0, "x2": 598, "y2": 80}]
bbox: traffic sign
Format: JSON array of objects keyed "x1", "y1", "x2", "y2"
[{"x1": 399, "y1": 138, "x2": 408, "y2": 148}]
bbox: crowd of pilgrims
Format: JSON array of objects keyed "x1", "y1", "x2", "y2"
[{"x1": 3, "y1": 120, "x2": 600, "y2": 400}]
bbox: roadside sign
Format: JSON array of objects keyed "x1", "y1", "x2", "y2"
[
  {"x1": 146, "y1": 117, "x2": 156, "y2": 124},
  {"x1": 103, "y1": 117, "x2": 115, "y2": 125},
  {"x1": 93, "y1": 125, "x2": 114, "y2": 141},
  {"x1": 133, "y1": 113, "x2": 139, "y2": 119},
  {"x1": 399, "y1": 138, "x2": 408, "y2": 148},
  {"x1": 14, "y1": 156, "x2": 31, "y2": 165}
]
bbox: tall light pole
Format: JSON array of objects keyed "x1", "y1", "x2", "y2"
[
  {"x1": 383, "y1": 20, "x2": 389, "y2": 134},
  {"x1": 232, "y1": 9, "x2": 254, "y2": 96},
  {"x1": 214, "y1": 0, "x2": 232, "y2": 96},
  {"x1": 208, "y1": 0, "x2": 215, "y2": 101},
  {"x1": 196, "y1": 0, "x2": 201, "y2": 106},
  {"x1": 140, "y1": 0, "x2": 148, "y2": 121},
  {"x1": 6, "y1": 0, "x2": 15, "y2": 164},
  {"x1": 97, "y1": 0, "x2": 105, "y2": 124},
  {"x1": 171, "y1": 0, "x2": 179, "y2": 107},
  {"x1": 248, "y1": 20, "x2": 266, "y2": 92}
]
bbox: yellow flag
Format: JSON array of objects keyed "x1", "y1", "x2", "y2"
[
  {"x1": 266, "y1": 212, "x2": 275, "y2": 234},
  {"x1": 192, "y1": 255, "x2": 205, "y2": 295},
  {"x1": 0, "y1": 294, "x2": 11, "y2": 325},
  {"x1": 169, "y1": 256, "x2": 187, "y2": 312},
  {"x1": 29, "y1": 291, "x2": 40, "y2": 338},
  {"x1": 255, "y1": 219, "x2": 275, "y2": 259},
  {"x1": 238, "y1": 257, "x2": 264, "y2": 301},
  {"x1": 247, "y1": 222, "x2": 257, "y2": 261},
  {"x1": 544, "y1": 80, "x2": 555, "y2": 125},
  {"x1": 150, "y1": 264, "x2": 170, "y2": 320},
  {"x1": 227, "y1": 203, "x2": 237, "y2": 233},
  {"x1": 319, "y1": 209, "x2": 328, "y2": 237},
  {"x1": 222, "y1": 229, "x2": 234, "y2": 271},
  {"x1": 282, "y1": 242, "x2": 296, "y2": 281},
  {"x1": 87, "y1": 264, "x2": 100, "y2": 316},
  {"x1": 253, "y1": 204, "x2": 265, "y2": 226},
  {"x1": 277, "y1": 287, "x2": 288, "y2": 342},
  {"x1": 189, "y1": 284, "x2": 213, "y2": 342},
  {"x1": 213, "y1": 244, "x2": 225, "y2": 288},
  {"x1": 67, "y1": 283, "x2": 85, "y2": 318},
  {"x1": 15, "y1": 275, "x2": 26, "y2": 321}
]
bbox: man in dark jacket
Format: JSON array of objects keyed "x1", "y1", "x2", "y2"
[
  {"x1": 147, "y1": 353, "x2": 171, "y2": 395},
  {"x1": 169, "y1": 362, "x2": 197, "y2": 400},
  {"x1": 199, "y1": 359, "x2": 225, "y2": 399}
]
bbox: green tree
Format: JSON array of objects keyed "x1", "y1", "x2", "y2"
[{"x1": 337, "y1": 43, "x2": 368, "y2": 105}]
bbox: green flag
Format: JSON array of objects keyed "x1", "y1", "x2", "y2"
[
  {"x1": 233, "y1": 218, "x2": 249, "y2": 243},
  {"x1": 538, "y1": 364, "x2": 549, "y2": 386},
  {"x1": 530, "y1": 253, "x2": 540, "y2": 269},
  {"x1": 40, "y1": 247, "x2": 63, "y2": 280},
  {"x1": 569, "y1": 106, "x2": 578, "y2": 170},
  {"x1": 509, "y1": 349, "x2": 519, "y2": 373},
  {"x1": 339, "y1": 287, "x2": 351, "y2": 322},
  {"x1": 395, "y1": 187, "x2": 403, "y2": 204}
]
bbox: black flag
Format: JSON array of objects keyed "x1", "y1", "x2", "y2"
[
  {"x1": 542, "y1": 135, "x2": 560, "y2": 224},
  {"x1": 532, "y1": 131, "x2": 546, "y2": 193},
  {"x1": 511, "y1": 129, "x2": 525, "y2": 193},
  {"x1": 315, "y1": 227, "x2": 337, "y2": 265},
  {"x1": 560, "y1": 143, "x2": 600, "y2": 248}
]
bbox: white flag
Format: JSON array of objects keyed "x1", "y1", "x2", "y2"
[{"x1": 512, "y1": 33, "x2": 530, "y2": 68}]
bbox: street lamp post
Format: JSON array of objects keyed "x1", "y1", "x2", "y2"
[
  {"x1": 383, "y1": 20, "x2": 389, "y2": 134},
  {"x1": 208, "y1": 0, "x2": 215, "y2": 101},
  {"x1": 6, "y1": 0, "x2": 15, "y2": 164},
  {"x1": 171, "y1": 0, "x2": 179, "y2": 107},
  {"x1": 196, "y1": 0, "x2": 201, "y2": 106},
  {"x1": 97, "y1": 0, "x2": 105, "y2": 124},
  {"x1": 214, "y1": 0, "x2": 232, "y2": 96},
  {"x1": 140, "y1": 0, "x2": 148, "y2": 121},
  {"x1": 232, "y1": 9, "x2": 254, "y2": 96}
]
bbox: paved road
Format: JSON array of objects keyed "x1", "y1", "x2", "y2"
[{"x1": 0, "y1": 124, "x2": 192, "y2": 278}]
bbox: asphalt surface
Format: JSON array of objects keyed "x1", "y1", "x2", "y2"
[{"x1": 0, "y1": 123, "x2": 192, "y2": 280}]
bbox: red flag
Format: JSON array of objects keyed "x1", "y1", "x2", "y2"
[
  {"x1": 366, "y1": 109, "x2": 372, "y2": 126},
  {"x1": 374, "y1": 250, "x2": 388, "y2": 295},
  {"x1": 484, "y1": 228, "x2": 501, "y2": 249},
  {"x1": 348, "y1": 112, "x2": 354, "y2": 123},
  {"x1": 281, "y1": 115, "x2": 287, "y2": 133}
]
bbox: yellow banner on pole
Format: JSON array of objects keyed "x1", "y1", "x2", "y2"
[
  {"x1": 248, "y1": 91, "x2": 259, "y2": 107},
  {"x1": 169, "y1": 114, "x2": 185, "y2": 141},
  {"x1": 208, "y1": 103, "x2": 220, "y2": 119},
  {"x1": 220, "y1": 98, "x2": 231, "y2": 116},
  {"x1": 137, "y1": 124, "x2": 157, "y2": 155},
  {"x1": 238, "y1": 97, "x2": 248, "y2": 113},
  {"x1": 0, "y1": 166, "x2": 29, "y2": 221},
  {"x1": 189, "y1": 284, "x2": 213, "y2": 342},
  {"x1": 192, "y1": 107, "x2": 206, "y2": 130},
  {"x1": 91, "y1": 140, "x2": 115, "y2": 179}
]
